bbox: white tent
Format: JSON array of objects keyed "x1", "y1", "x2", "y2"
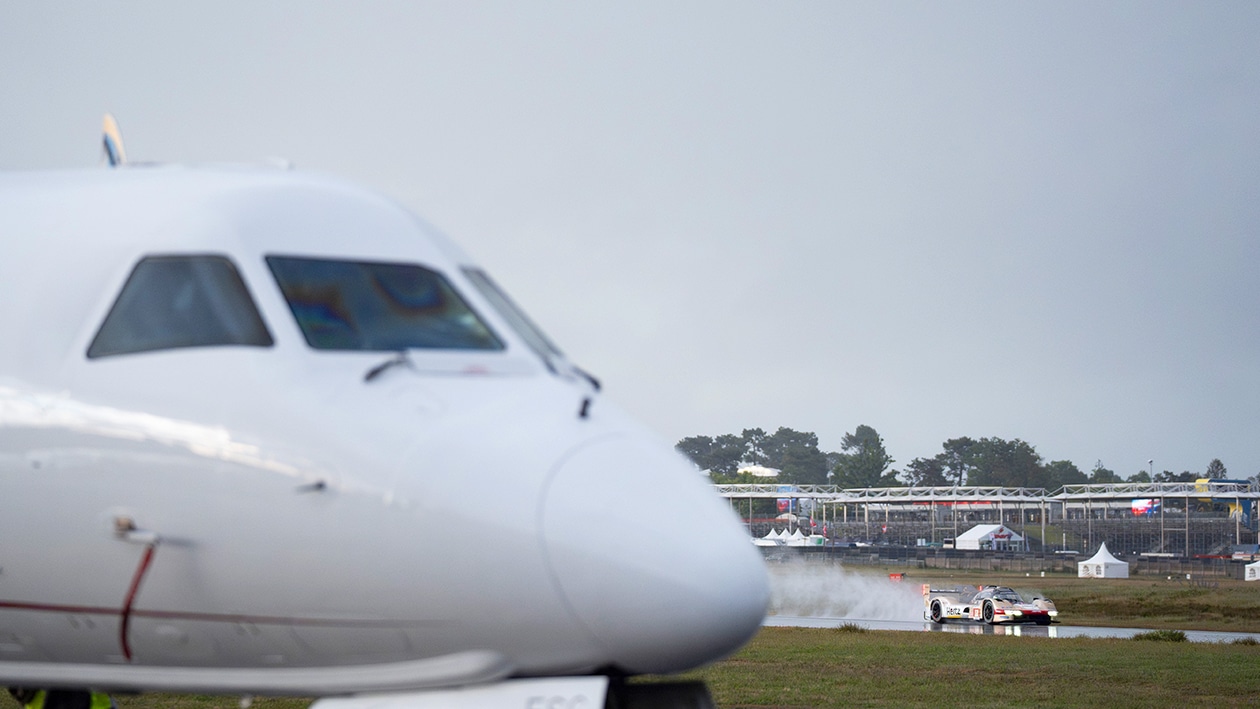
[
  {"x1": 1078, "y1": 542, "x2": 1130, "y2": 578},
  {"x1": 782, "y1": 528, "x2": 826, "y2": 547},
  {"x1": 753, "y1": 529, "x2": 782, "y2": 547},
  {"x1": 954, "y1": 524, "x2": 1025, "y2": 551},
  {"x1": 784, "y1": 529, "x2": 803, "y2": 546},
  {"x1": 754, "y1": 526, "x2": 824, "y2": 547},
  {"x1": 1246, "y1": 560, "x2": 1260, "y2": 582}
]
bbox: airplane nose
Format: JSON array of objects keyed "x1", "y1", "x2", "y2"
[{"x1": 540, "y1": 435, "x2": 769, "y2": 674}]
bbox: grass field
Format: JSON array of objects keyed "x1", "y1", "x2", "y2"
[
  {"x1": 662, "y1": 625, "x2": 1260, "y2": 708},
  {"x1": 4, "y1": 568, "x2": 1256, "y2": 709}
]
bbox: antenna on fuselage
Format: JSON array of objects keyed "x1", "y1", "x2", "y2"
[{"x1": 102, "y1": 113, "x2": 127, "y2": 167}]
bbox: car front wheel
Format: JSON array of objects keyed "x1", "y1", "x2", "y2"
[
  {"x1": 983, "y1": 601, "x2": 995, "y2": 624},
  {"x1": 930, "y1": 600, "x2": 944, "y2": 624}
]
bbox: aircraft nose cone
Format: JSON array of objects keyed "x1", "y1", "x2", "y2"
[{"x1": 540, "y1": 435, "x2": 769, "y2": 674}]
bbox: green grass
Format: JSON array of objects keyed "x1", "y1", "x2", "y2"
[
  {"x1": 654, "y1": 626, "x2": 1260, "y2": 708},
  {"x1": 1131, "y1": 629, "x2": 1188, "y2": 642}
]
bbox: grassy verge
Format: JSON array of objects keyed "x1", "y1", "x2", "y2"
[{"x1": 656, "y1": 626, "x2": 1260, "y2": 708}]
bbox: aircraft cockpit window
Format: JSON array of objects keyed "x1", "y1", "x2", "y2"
[
  {"x1": 87, "y1": 255, "x2": 274, "y2": 358},
  {"x1": 266, "y1": 256, "x2": 504, "y2": 351},
  {"x1": 461, "y1": 268, "x2": 564, "y2": 366}
]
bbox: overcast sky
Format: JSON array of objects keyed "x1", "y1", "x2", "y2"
[{"x1": 3, "y1": 2, "x2": 1259, "y2": 479}]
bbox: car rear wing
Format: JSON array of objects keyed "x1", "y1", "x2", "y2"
[{"x1": 921, "y1": 584, "x2": 981, "y2": 603}]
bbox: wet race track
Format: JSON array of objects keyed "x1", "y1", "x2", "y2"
[
  {"x1": 762, "y1": 562, "x2": 1260, "y2": 644},
  {"x1": 765, "y1": 615, "x2": 1260, "y2": 643}
]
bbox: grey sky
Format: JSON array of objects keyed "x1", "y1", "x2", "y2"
[{"x1": 3, "y1": 2, "x2": 1259, "y2": 479}]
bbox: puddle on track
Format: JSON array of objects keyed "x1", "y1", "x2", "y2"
[{"x1": 765, "y1": 615, "x2": 1260, "y2": 643}]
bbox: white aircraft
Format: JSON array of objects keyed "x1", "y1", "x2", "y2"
[{"x1": 0, "y1": 120, "x2": 769, "y2": 709}]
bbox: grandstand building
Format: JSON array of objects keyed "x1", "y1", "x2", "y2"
[{"x1": 715, "y1": 482, "x2": 1260, "y2": 558}]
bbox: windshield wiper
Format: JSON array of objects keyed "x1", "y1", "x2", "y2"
[
  {"x1": 572, "y1": 365, "x2": 601, "y2": 392},
  {"x1": 364, "y1": 351, "x2": 413, "y2": 383}
]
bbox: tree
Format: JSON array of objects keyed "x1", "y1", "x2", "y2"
[
  {"x1": 966, "y1": 438, "x2": 1044, "y2": 487},
  {"x1": 831, "y1": 424, "x2": 895, "y2": 488},
  {"x1": 779, "y1": 443, "x2": 831, "y2": 484},
  {"x1": 1126, "y1": 470, "x2": 1152, "y2": 483},
  {"x1": 824, "y1": 450, "x2": 844, "y2": 476},
  {"x1": 674, "y1": 435, "x2": 715, "y2": 472},
  {"x1": 1044, "y1": 460, "x2": 1087, "y2": 489},
  {"x1": 675, "y1": 434, "x2": 745, "y2": 478},
  {"x1": 740, "y1": 428, "x2": 768, "y2": 466},
  {"x1": 1155, "y1": 470, "x2": 1197, "y2": 483},
  {"x1": 1089, "y1": 461, "x2": 1121, "y2": 484},
  {"x1": 939, "y1": 437, "x2": 977, "y2": 486},
  {"x1": 1205, "y1": 458, "x2": 1227, "y2": 478},
  {"x1": 901, "y1": 456, "x2": 949, "y2": 486},
  {"x1": 676, "y1": 426, "x2": 831, "y2": 483},
  {"x1": 759, "y1": 427, "x2": 830, "y2": 484}
]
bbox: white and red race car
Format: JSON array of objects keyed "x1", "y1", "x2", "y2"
[{"x1": 923, "y1": 584, "x2": 1059, "y2": 625}]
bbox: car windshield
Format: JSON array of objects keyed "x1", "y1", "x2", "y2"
[{"x1": 266, "y1": 256, "x2": 503, "y2": 352}]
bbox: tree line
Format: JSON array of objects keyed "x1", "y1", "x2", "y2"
[{"x1": 676, "y1": 425, "x2": 1251, "y2": 489}]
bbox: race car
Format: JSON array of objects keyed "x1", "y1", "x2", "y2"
[{"x1": 923, "y1": 584, "x2": 1059, "y2": 625}]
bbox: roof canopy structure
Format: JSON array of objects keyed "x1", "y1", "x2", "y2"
[
  {"x1": 713, "y1": 482, "x2": 1260, "y2": 503},
  {"x1": 737, "y1": 465, "x2": 780, "y2": 478},
  {"x1": 717, "y1": 482, "x2": 1260, "y2": 556},
  {"x1": 712, "y1": 484, "x2": 1051, "y2": 503}
]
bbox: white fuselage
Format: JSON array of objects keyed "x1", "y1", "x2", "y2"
[{"x1": 0, "y1": 167, "x2": 769, "y2": 695}]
